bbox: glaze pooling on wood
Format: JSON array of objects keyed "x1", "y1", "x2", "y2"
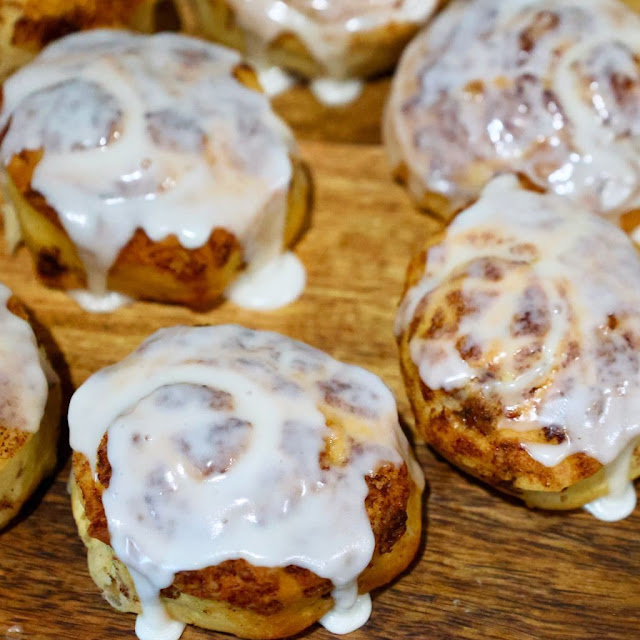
[
  {"x1": 222, "y1": 0, "x2": 439, "y2": 78},
  {"x1": 398, "y1": 176, "x2": 640, "y2": 490},
  {"x1": 0, "y1": 30, "x2": 299, "y2": 310},
  {"x1": 69, "y1": 325, "x2": 422, "y2": 640},
  {"x1": 385, "y1": 0, "x2": 640, "y2": 216},
  {"x1": 0, "y1": 284, "x2": 48, "y2": 433}
]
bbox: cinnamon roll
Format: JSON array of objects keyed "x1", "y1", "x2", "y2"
[
  {"x1": 175, "y1": 0, "x2": 443, "y2": 105},
  {"x1": 0, "y1": 30, "x2": 311, "y2": 313},
  {"x1": 69, "y1": 325, "x2": 423, "y2": 640},
  {"x1": 397, "y1": 175, "x2": 640, "y2": 520},
  {"x1": 0, "y1": 284, "x2": 60, "y2": 529},
  {"x1": 0, "y1": 0, "x2": 167, "y2": 80},
  {"x1": 384, "y1": 0, "x2": 640, "y2": 223}
]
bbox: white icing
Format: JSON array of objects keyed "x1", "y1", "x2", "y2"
[
  {"x1": 254, "y1": 62, "x2": 365, "y2": 106},
  {"x1": 584, "y1": 483, "x2": 636, "y2": 521},
  {"x1": 68, "y1": 289, "x2": 134, "y2": 314},
  {"x1": 133, "y1": 568, "x2": 186, "y2": 640},
  {"x1": 523, "y1": 441, "x2": 574, "y2": 468},
  {"x1": 256, "y1": 64, "x2": 297, "y2": 97},
  {"x1": 310, "y1": 77, "x2": 364, "y2": 106},
  {"x1": 68, "y1": 325, "x2": 422, "y2": 640},
  {"x1": 584, "y1": 437, "x2": 638, "y2": 521},
  {"x1": 0, "y1": 283, "x2": 48, "y2": 433},
  {"x1": 0, "y1": 30, "x2": 303, "y2": 309},
  {"x1": 385, "y1": 0, "x2": 640, "y2": 217},
  {"x1": 225, "y1": 251, "x2": 305, "y2": 310},
  {"x1": 222, "y1": 0, "x2": 439, "y2": 79},
  {"x1": 320, "y1": 592, "x2": 372, "y2": 634},
  {"x1": 398, "y1": 176, "x2": 640, "y2": 477}
]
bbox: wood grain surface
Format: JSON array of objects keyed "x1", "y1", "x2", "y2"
[{"x1": 0, "y1": 139, "x2": 638, "y2": 640}]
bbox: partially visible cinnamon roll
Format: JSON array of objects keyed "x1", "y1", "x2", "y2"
[
  {"x1": 0, "y1": 284, "x2": 60, "y2": 530},
  {"x1": 0, "y1": 0, "x2": 168, "y2": 80},
  {"x1": 385, "y1": 0, "x2": 640, "y2": 223},
  {"x1": 397, "y1": 175, "x2": 640, "y2": 520},
  {"x1": 175, "y1": 0, "x2": 444, "y2": 105},
  {"x1": 69, "y1": 324, "x2": 423, "y2": 639},
  {"x1": 0, "y1": 30, "x2": 311, "y2": 312}
]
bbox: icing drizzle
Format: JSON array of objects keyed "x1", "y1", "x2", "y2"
[
  {"x1": 398, "y1": 176, "x2": 640, "y2": 494},
  {"x1": 0, "y1": 30, "x2": 301, "y2": 311},
  {"x1": 385, "y1": 0, "x2": 640, "y2": 216},
  {"x1": 69, "y1": 325, "x2": 422, "y2": 639},
  {"x1": 220, "y1": 0, "x2": 439, "y2": 79}
]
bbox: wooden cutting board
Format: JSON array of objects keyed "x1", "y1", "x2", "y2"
[{"x1": 0, "y1": 137, "x2": 638, "y2": 640}]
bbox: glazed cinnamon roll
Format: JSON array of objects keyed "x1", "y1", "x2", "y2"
[
  {"x1": 385, "y1": 0, "x2": 640, "y2": 223},
  {"x1": 175, "y1": 0, "x2": 444, "y2": 105},
  {"x1": 397, "y1": 176, "x2": 640, "y2": 520},
  {"x1": 69, "y1": 325, "x2": 423, "y2": 640},
  {"x1": 0, "y1": 284, "x2": 60, "y2": 529},
  {"x1": 0, "y1": 30, "x2": 311, "y2": 312},
  {"x1": 0, "y1": 0, "x2": 168, "y2": 80}
]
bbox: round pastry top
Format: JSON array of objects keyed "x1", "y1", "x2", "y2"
[
  {"x1": 69, "y1": 324, "x2": 421, "y2": 639},
  {"x1": 0, "y1": 30, "x2": 295, "y2": 294},
  {"x1": 385, "y1": 0, "x2": 640, "y2": 216},
  {"x1": 397, "y1": 175, "x2": 640, "y2": 468},
  {"x1": 224, "y1": 0, "x2": 439, "y2": 76},
  {"x1": 0, "y1": 284, "x2": 48, "y2": 433}
]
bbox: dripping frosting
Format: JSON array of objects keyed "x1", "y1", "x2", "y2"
[
  {"x1": 385, "y1": 0, "x2": 640, "y2": 217},
  {"x1": 0, "y1": 284, "x2": 48, "y2": 433},
  {"x1": 215, "y1": 0, "x2": 439, "y2": 80},
  {"x1": 0, "y1": 30, "x2": 301, "y2": 311},
  {"x1": 398, "y1": 175, "x2": 640, "y2": 499},
  {"x1": 69, "y1": 325, "x2": 423, "y2": 639}
]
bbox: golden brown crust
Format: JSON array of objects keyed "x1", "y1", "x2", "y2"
[
  {"x1": 0, "y1": 0, "x2": 164, "y2": 80},
  {"x1": 71, "y1": 409, "x2": 422, "y2": 636},
  {"x1": 1, "y1": 113, "x2": 311, "y2": 311},
  {"x1": 0, "y1": 295, "x2": 60, "y2": 529},
  {"x1": 398, "y1": 233, "x2": 640, "y2": 509}
]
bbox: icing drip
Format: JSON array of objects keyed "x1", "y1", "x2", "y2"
[
  {"x1": 398, "y1": 175, "x2": 640, "y2": 477},
  {"x1": 385, "y1": 0, "x2": 640, "y2": 217},
  {"x1": 310, "y1": 78, "x2": 364, "y2": 107},
  {"x1": 225, "y1": 251, "x2": 306, "y2": 310},
  {"x1": 255, "y1": 64, "x2": 296, "y2": 97},
  {"x1": 320, "y1": 591, "x2": 372, "y2": 634},
  {"x1": 0, "y1": 284, "x2": 48, "y2": 433},
  {"x1": 583, "y1": 437, "x2": 639, "y2": 521},
  {"x1": 68, "y1": 290, "x2": 134, "y2": 314},
  {"x1": 0, "y1": 31, "x2": 302, "y2": 310},
  {"x1": 69, "y1": 325, "x2": 422, "y2": 640},
  {"x1": 223, "y1": 0, "x2": 439, "y2": 79}
]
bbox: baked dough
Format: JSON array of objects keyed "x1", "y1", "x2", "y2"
[
  {"x1": 69, "y1": 325, "x2": 423, "y2": 639},
  {"x1": 175, "y1": 0, "x2": 444, "y2": 81},
  {"x1": 0, "y1": 0, "x2": 167, "y2": 80},
  {"x1": 0, "y1": 30, "x2": 311, "y2": 312},
  {"x1": 397, "y1": 176, "x2": 640, "y2": 518},
  {"x1": 385, "y1": 0, "x2": 640, "y2": 223},
  {"x1": 0, "y1": 285, "x2": 59, "y2": 529}
]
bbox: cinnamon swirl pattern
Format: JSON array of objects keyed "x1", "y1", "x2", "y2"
[
  {"x1": 385, "y1": 0, "x2": 640, "y2": 222},
  {"x1": 0, "y1": 30, "x2": 310, "y2": 312},
  {"x1": 176, "y1": 0, "x2": 442, "y2": 103},
  {"x1": 69, "y1": 325, "x2": 423, "y2": 640},
  {"x1": 0, "y1": 283, "x2": 59, "y2": 529},
  {"x1": 397, "y1": 176, "x2": 640, "y2": 520}
]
